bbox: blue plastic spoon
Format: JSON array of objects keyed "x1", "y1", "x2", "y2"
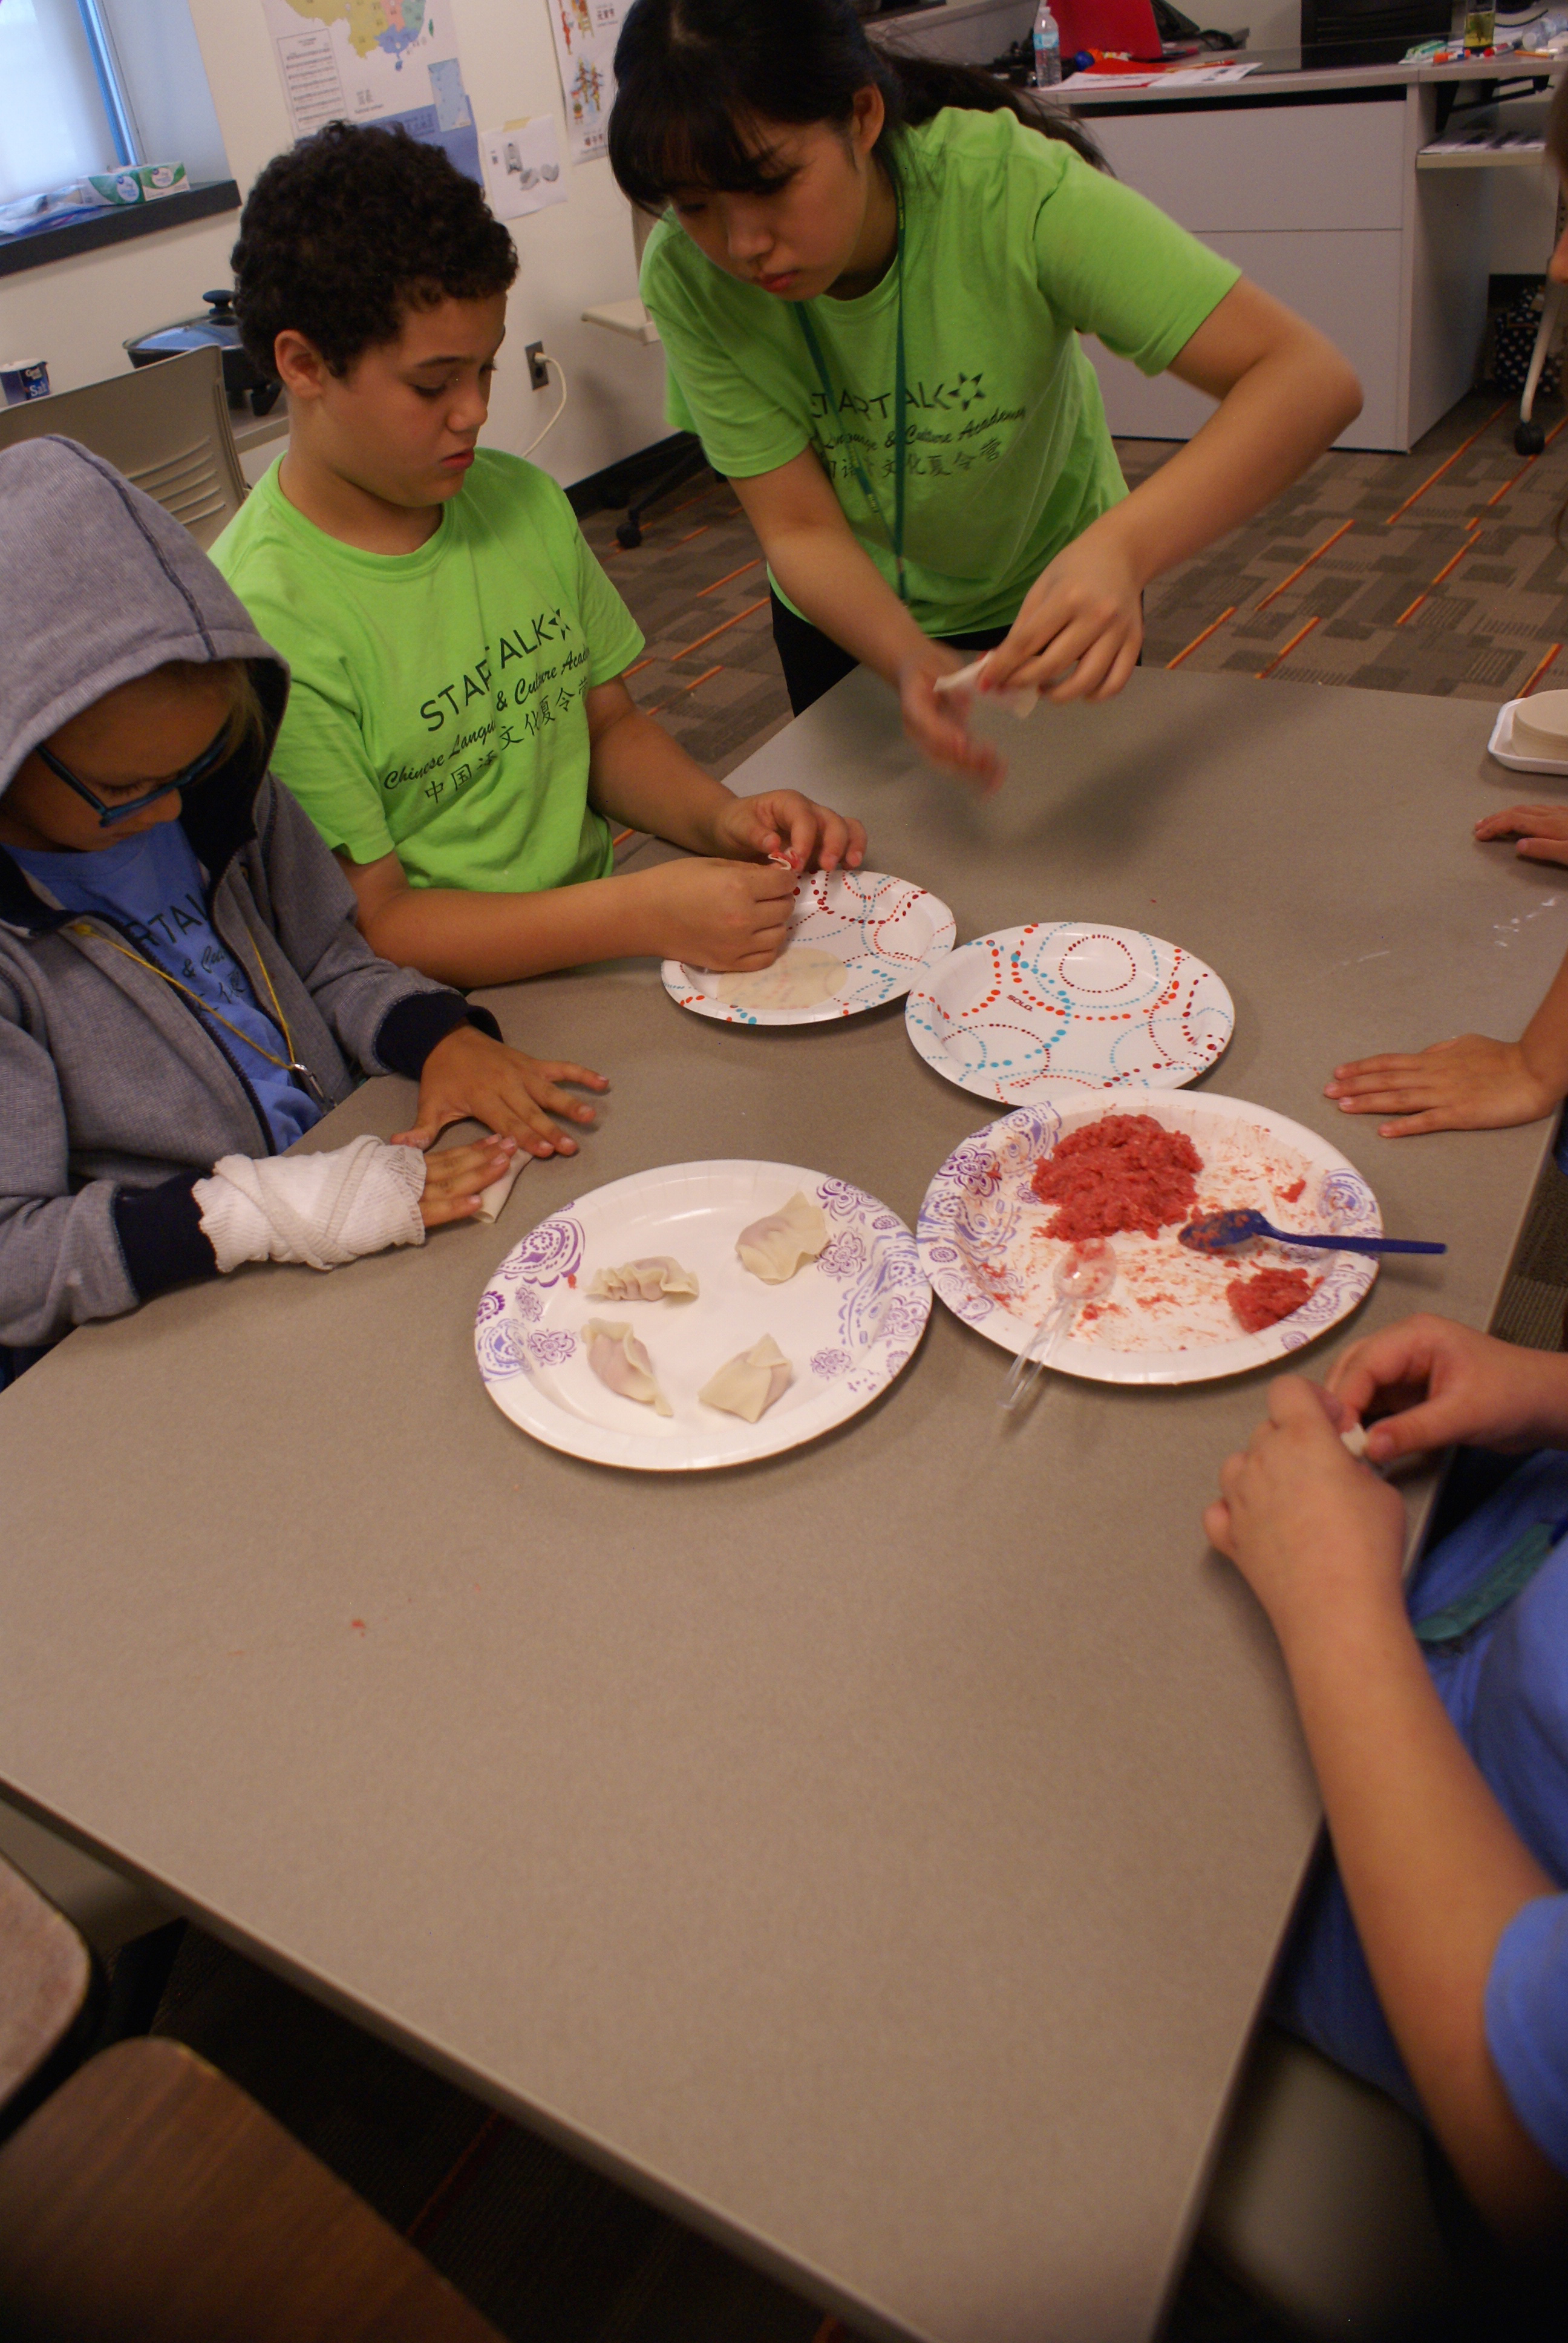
[{"x1": 1178, "y1": 1208, "x2": 1445, "y2": 1259}]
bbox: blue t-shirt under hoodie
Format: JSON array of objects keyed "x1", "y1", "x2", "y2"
[{"x1": 12, "y1": 820, "x2": 322, "y2": 1153}]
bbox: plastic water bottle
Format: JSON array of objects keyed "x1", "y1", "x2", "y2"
[{"x1": 1032, "y1": 1, "x2": 1062, "y2": 86}]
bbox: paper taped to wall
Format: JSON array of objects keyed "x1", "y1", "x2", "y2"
[
  {"x1": 546, "y1": 0, "x2": 626, "y2": 165},
  {"x1": 480, "y1": 116, "x2": 568, "y2": 220}
]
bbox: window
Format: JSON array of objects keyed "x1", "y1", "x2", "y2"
[
  {"x1": 0, "y1": 0, "x2": 229, "y2": 211},
  {"x1": 0, "y1": 1, "x2": 132, "y2": 206}
]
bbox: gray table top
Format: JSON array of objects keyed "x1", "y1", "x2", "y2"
[{"x1": 2, "y1": 668, "x2": 1563, "y2": 2342}]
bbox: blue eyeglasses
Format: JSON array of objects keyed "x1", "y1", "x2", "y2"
[{"x1": 34, "y1": 723, "x2": 233, "y2": 828}]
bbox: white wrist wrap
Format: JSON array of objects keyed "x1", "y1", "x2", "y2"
[{"x1": 194, "y1": 1135, "x2": 427, "y2": 1274}]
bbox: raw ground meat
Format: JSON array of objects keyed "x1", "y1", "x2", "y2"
[
  {"x1": 1030, "y1": 1113, "x2": 1203, "y2": 1242},
  {"x1": 1227, "y1": 1265, "x2": 1319, "y2": 1334}
]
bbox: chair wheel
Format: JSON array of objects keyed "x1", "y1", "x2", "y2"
[
  {"x1": 1515, "y1": 419, "x2": 1547, "y2": 457},
  {"x1": 615, "y1": 519, "x2": 642, "y2": 549}
]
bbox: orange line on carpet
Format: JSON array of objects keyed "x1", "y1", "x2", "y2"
[
  {"x1": 404, "y1": 2112, "x2": 509, "y2": 2244},
  {"x1": 1468, "y1": 413, "x2": 1568, "y2": 518},
  {"x1": 1398, "y1": 520, "x2": 1486, "y2": 623},
  {"x1": 624, "y1": 656, "x2": 654, "y2": 677},
  {"x1": 661, "y1": 485, "x2": 716, "y2": 522},
  {"x1": 610, "y1": 827, "x2": 635, "y2": 846},
  {"x1": 1165, "y1": 605, "x2": 1236, "y2": 668},
  {"x1": 698, "y1": 556, "x2": 763, "y2": 597},
  {"x1": 671, "y1": 597, "x2": 769, "y2": 660},
  {"x1": 1253, "y1": 519, "x2": 1354, "y2": 612},
  {"x1": 1255, "y1": 614, "x2": 1319, "y2": 677},
  {"x1": 1521, "y1": 641, "x2": 1563, "y2": 697},
  {"x1": 1428, "y1": 532, "x2": 1480, "y2": 587},
  {"x1": 679, "y1": 524, "x2": 710, "y2": 542},
  {"x1": 1385, "y1": 402, "x2": 1509, "y2": 524},
  {"x1": 644, "y1": 664, "x2": 725, "y2": 715}
]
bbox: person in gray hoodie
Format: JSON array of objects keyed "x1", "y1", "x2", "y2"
[{"x1": 0, "y1": 437, "x2": 607, "y2": 1371}]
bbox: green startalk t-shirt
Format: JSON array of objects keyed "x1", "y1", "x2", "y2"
[
  {"x1": 641, "y1": 106, "x2": 1241, "y2": 635},
  {"x1": 210, "y1": 450, "x2": 644, "y2": 892}
]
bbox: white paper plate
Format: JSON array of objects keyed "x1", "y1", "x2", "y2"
[
  {"x1": 475, "y1": 1159, "x2": 931, "y2": 1469},
  {"x1": 905, "y1": 922, "x2": 1233, "y2": 1107},
  {"x1": 1488, "y1": 698, "x2": 1568, "y2": 775},
  {"x1": 918, "y1": 1093, "x2": 1382, "y2": 1387},
  {"x1": 662, "y1": 869, "x2": 955, "y2": 1026}
]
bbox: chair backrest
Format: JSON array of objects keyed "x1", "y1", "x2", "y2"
[
  {"x1": 0, "y1": 1853, "x2": 93, "y2": 2146},
  {"x1": 0, "y1": 348, "x2": 245, "y2": 549}
]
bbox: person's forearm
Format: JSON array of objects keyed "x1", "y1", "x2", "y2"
[
  {"x1": 1279, "y1": 1586, "x2": 1565, "y2": 2239},
  {"x1": 360, "y1": 870, "x2": 662, "y2": 988},
  {"x1": 587, "y1": 705, "x2": 734, "y2": 852},
  {"x1": 763, "y1": 520, "x2": 932, "y2": 687},
  {"x1": 1518, "y1": 943, "x2": 1568, "y2": 1095},
  {"x1": 1097, "y1": 338, "x2": 1361, "y2": 591}
]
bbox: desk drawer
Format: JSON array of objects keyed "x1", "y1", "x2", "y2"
[{"x1": 1088, "y1": 100, "x2": 1408, "y2": 234}]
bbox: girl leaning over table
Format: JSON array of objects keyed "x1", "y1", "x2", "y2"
[{"x1": 609, "y1": 0, "x2": 1363, "y2": 782}]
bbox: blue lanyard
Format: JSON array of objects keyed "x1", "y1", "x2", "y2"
[
  {"x1": 792, "y1": 206, "x2": 909, "y2": 605},
  {"x1": 1414, "y1": 1514, "x2": 1568, "y2": 1651}
]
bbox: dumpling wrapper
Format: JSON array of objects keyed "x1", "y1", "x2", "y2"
[
  {"x1": 581, "y1": 1318, "x2": 673, "y2": 1417},
  {"x1": 1341, "y1": 1421, "x2": 1369, "y2": 1460},
  {"x1": 705, "y1": 945, "x2": 846, "y2": 1014},
  {"x1": 736, "y1": 1191, "x2": 829, "y2": 1284},
  {"x1": 586, "y1": 1256, "x2": 699, "y2": 1302},
  {"x1": 699, "y1": 1334, "x2": 792, "y2": 1423},
  {"x1": 933, "y1": 658, "x2": 1038, "y2": 722}
]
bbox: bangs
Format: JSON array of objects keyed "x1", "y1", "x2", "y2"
[{"x1": 608, "y1": 50, "x2": 800, "y2": 207}]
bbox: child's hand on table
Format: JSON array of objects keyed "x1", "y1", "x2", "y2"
[
  {"x1": 708, "y1": 790, "x2": 867, "y2": 875},
  {"x1": 633, "y1": 855, "x2": 797, "y2": 971},
  {"x1": 1475, "y1": 803, "x2": 1568, "y2": 867},
  {"x1": 417, "y1": 1135, "x2": 518, "y2": 1227},
  {"x1": 1324, "y1": 1032, "x2": 1561, "y2": 1138},
  {"x1": 1325, "y1": 1312, "x2": 1568, "y2": 1465},
  {"x1": 392, "y1": 1024, "x2": 609, "y2": 1158},
  {"x1": 1204, "y1": 1376, "x2": 1408, "y2": 1642}
]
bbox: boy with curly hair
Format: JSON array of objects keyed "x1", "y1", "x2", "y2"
[{"x1": 212, "y1": 123, "x2": 862, "y2": 990}]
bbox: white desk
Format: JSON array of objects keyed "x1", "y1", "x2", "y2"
[{"x1": 876, "y1": 16, "x2": 1562, "y2": 451}]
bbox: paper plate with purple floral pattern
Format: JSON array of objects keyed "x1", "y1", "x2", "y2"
[
  {"x1": 475, "y1": 1159, "x2": 931, "y2": 1469},
  {"x1": 918, "y1": 1093, "x2": 1383, "y2": 1386}
]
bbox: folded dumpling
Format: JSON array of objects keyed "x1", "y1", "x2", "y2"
[
  {"x1": 699, "y1": 1335, "x2": 792, "y2": 1423},
  {"x1": 586, "y1": 1256, "x2": 699, "y2": 1303},
  {"x1": 581, "y1": 1319, "x2": 673, "y2": 1417},
  {"x1": 736, "y1": 1191, "x2": 828, "y2": 1283}
]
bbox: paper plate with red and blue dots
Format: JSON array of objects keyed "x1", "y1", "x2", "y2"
[{"x1": 904, "y1": 922, "x2": 1233, "y2": 1107}]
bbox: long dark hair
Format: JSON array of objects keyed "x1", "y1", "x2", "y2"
[{"x1": 607, "y1": 0, "x2": 1102, "y2": 210}]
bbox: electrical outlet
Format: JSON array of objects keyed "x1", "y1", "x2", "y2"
[{"x1": 525, "y1": 342, "x2": 550, "y2": 392}]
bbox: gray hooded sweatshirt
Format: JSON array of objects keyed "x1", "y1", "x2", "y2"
[{"x1": 0, "y1": 437, "x2": 493, "y2": 1349}]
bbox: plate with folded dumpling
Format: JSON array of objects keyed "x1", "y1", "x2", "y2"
[
  {"x1": 662, "y1": 869, "x2": 955, "y2": 1027},
  {"x1": 474, "y1": 1159, "x2": 932, "y2": 1469}
]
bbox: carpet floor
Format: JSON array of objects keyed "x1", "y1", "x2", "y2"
[{"x1": 146, "y1": 392, "x2": 1568, "y2": 2341}]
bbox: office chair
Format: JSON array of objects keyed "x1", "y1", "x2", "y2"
[{"x1": 0, "y1": 346, "x2": 245, "y2": 548}]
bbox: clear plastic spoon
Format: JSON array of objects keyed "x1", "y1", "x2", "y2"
[{"x1": 1001, "y1": 1239, "x2": 1117, "y2": 1411}]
